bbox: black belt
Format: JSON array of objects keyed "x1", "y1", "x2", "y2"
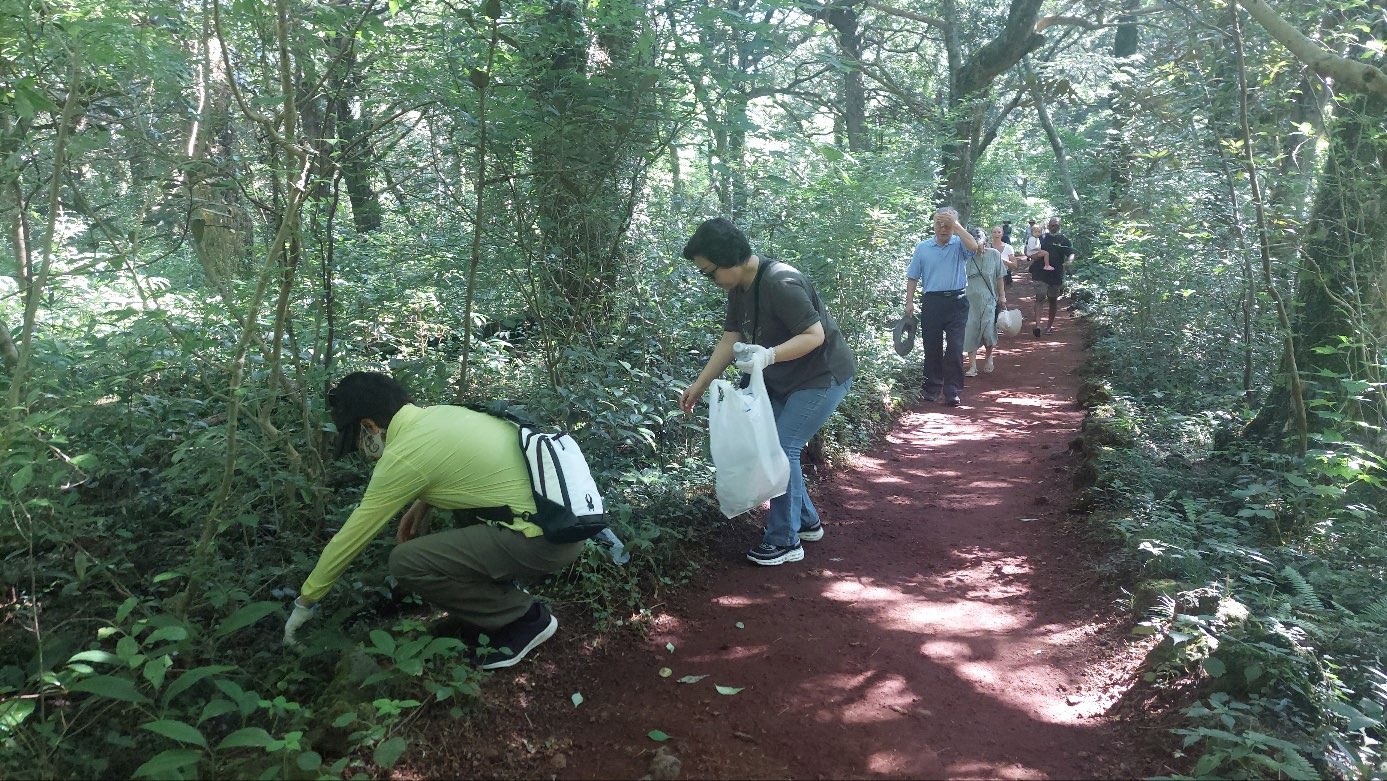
[{"x1": 923, "y1": 289, "x2": 964, "y2": 296}]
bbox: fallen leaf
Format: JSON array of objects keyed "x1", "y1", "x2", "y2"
[
  {"x1": 714, "y1": 685, "x2": 743, "y2": 696},
  {"x1": 571, "y1": 692, "x2": 583, "y2": 707},
  {"x1": 658, "y1": 667, "x2": 672, "y2": 678},
  {"x1": 665, "y1": 642, "x2": 675, "y2": 653},
  {"x1": 648, "y1": 729, "x2": 670, "y2": 742},
  {"x1": 734, "y1": 622, "x2": 745, "y2": 629},
  {"x1": 676, "y1": 675, "x2": 708, "y2": 684}
]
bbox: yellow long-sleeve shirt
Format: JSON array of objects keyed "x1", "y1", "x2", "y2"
[{"x1": 299, "y1": 404, "x2": 540, "y2": 603}]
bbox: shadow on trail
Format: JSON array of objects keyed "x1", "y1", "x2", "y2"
[{"x1": 548, "y1": 313, "x2": 1153, "y2": 780}]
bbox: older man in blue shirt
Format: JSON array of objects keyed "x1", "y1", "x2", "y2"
[{"x1": 903, "y1": 207, "x2": 981, "y2": 406}]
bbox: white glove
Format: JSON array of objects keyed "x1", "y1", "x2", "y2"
[
  {"x1": 732, "y1": 342, "x2": 776, "y2": 372},
  {"x1": 283, "y1": 599, "x2": 317, "y2": 646}
]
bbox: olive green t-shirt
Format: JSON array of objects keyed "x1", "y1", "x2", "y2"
[{"x1": 723, "y1": 259, "x2": 856, "y2": 397}]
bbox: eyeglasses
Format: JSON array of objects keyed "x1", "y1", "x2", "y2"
[{"x1": 697, "y1": 266, "x2": 718, "y2": 281}]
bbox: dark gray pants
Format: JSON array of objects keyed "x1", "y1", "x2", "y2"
[
  {"x1": 389, "y1": 525, "x2": 584, "y2": 631},
  {"x1": 919, "y1": 292, "x2": 969, "y2": 399}
]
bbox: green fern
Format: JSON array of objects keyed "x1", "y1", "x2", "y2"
[
  {"x1": 1357, "y1": 596, "x2": 1387, "y2": 629},
  {"x1": 1280, "y1": 566, "x2": 1321, "y2": 610}
]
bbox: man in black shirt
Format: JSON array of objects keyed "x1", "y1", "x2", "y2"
[{"x1": 1026, "y1": 217, "x2": 1076, "y2": 336}]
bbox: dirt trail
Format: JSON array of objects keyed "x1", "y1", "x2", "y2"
[{"x1": 422, "y1": 307, "x2": 1168, "y2": 779}]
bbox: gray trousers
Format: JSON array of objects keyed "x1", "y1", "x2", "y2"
[{"x1": 388, "y1": 524, "x2": 584, "y2": 631}]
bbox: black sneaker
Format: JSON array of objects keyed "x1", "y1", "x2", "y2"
[
  {"x1": 946, "y1": 394, "x2": 962, "y2": 406},
  {"x1": 746, "y1": 541, "x2": 804, "y2": 566},
  {"x1": 429, "y1": 613, "x2": 486, "y2": 646},
  {"x1": 474, "y1": 602, "x2": 558, "y2": 670},
  {"x1": 922, "y1": 391, "x2": 941, "y2": 403}
]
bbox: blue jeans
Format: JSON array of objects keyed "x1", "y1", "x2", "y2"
[{"x1": 762, "y1": 376, "x2": 852, "y2": 547}]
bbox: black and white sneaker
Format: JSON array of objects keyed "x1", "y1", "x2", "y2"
[
  {"x1": 746, "y1": 541, "x2": 805, "y2": 566},
  {"x1": 474, "y1": 602, "x2": 558, "y2": 670},
  {"x1": 799, "y1": 522, "x2": 824, "y2": 542}
]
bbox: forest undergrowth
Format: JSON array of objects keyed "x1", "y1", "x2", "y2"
[
  {"x1": 2, "y1": 0, "x2": 1383, "y2": 773},
  {"x1": 1070, "y1": 229, "x2": 1386, "y2": 780}
]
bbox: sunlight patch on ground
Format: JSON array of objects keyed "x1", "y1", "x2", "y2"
[
  {"x1": 822, "y1": 580, "x2": 911, "y2": 604},
  {"x1": 836, "y1": 674, "x2": 915, "y2": 725},
  {"x1": 709, "y1": 595, "x2": 771, "y2": 608},
  {"x1": 918, "y1": 639, "x2": 972, "y2": 659},
  {"x1": 866, "y1": 748, "x2": 940, "y2": 775},
  {"x1": 902, "y1": 600, "x2": 1026, "y2": 632},
  {"x1": 993, "y1": 395, "x2": 1055, "y2": 407},
  {"x1": 812, "y1": 569, "x2": 1105, "y2": 726},
  {"x1": 947, "y1": 760, "x2": 1046, "y2": 780}
]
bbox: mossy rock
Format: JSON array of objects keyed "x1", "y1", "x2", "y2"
[
  {"x1": 1206, "y1": 619, "x2": 1322, "y2": 702},
  {"x1": 1079, "y1": 414, "x2": 1138, "y2": 450},
  {"x1": 1133, "y1": 578, "x2": 1183, "y2": 614},
  {"x1": 1077, "y1": 379, "x2": 1114, "y2": 407},
  {"x1": 1172, "y1": 586, "x2": 1221, "y2": 616}
]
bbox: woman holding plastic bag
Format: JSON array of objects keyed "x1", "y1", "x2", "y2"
[{"x1": 678, "y1": 218, "x2": 856, "y2": 566}]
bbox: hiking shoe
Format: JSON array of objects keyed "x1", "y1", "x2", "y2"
[
  {"x1": 921, "y1": 391, "x2": 941, "y2": 403},
  {"x1": 946, "y1": 394, "x2": 962, "y2": 407},
  {"x1": 746, "y1": 542, "x2": 804, "y2": 566},
  {"x1": 474, "y1": 602, "x2": 558, "y2": 670},
  {"x1": 430, "y1": 613, "x2": 486, "y2": 646},
  {"x1": 983, "y1": 356, "x2": 994, "y2": 373},
  {"x1": 1045, "y1": 326, "x2": 1055, "y2": 334},
  {"x1": 761, "y1": 522, "x2": 824, "y2": 542},
  {"x1": 1032, "y1": 326, "x2": 1042, "y2": 337}
]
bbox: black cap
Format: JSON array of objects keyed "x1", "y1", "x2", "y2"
[{"x1": 892, "y1": 315, "x2": 917, "y2": 357}]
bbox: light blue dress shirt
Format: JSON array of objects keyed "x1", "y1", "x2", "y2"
[{"x1": 906, "y1": 235, "x2": 974, "y2": 292}]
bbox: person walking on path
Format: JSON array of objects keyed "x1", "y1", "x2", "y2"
[
  {"x1": 679, "y1": 217, "x2": 856, "y2": 567},
  {"x1": 283, "y1": 371, "x2": 585, "y2": 669},
  {"x1": 990, "y1": 225, "x2": 1018, "y2": 328},
  {"x1": 1027, "y1": 217, "x2": 1077, "y2": 336},
  {"x1": 903, "y1": 207, "x2": 981, "y2": 406},
  {"x1": 965, "y1": 228, "x2": 1009, "y2": 377}
]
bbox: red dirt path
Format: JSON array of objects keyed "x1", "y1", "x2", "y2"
[{"x1": 416, "y1": 307, "x2": 1173, "y2": 779}]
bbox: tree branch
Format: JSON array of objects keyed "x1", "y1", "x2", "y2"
[
  {"x1": 863, "y1": 0, "x2": 945, "y2": 31},
  {"x1": 1236, "y1": 0, "x2": 1387, "y2": 100}
]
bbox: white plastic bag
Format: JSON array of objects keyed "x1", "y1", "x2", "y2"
[
  {"x1": 997, "y1": 307, "x2": 1022, "y2": 337},
  {"x1": 708, "y1": 363, "x2": 789, "y2": 518}
]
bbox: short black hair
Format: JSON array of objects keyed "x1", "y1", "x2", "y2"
[
  {"x1": 682, "y1": 217, "x2": 752, "y2": 268},
  {"x1": 328, "y1": 371, "x2": 413, "y2": 458}
]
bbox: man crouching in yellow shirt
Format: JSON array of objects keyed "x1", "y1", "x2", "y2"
[{"x1": 282, "y1": 371, "x2": 585, "y2": 669}]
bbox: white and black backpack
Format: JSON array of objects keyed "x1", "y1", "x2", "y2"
[
  {"x1": 513, "y1": 422, "x2": 607, "y2": 543},
  {"x1": 465, "y1": 404, "x2": 608, "y2": 543}
]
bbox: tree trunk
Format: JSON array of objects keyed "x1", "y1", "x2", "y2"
[
  {"x1": 332, "y1": 48, "x2": 382, "y2": 234},
  {"x1": 1105, "y1": 0, "x2": 1141, "y2": 210},
  {"x1": 822, "y1": 5, "x2": 869, "y2": 153},
  {"x1": 1033, "y1": 86, "x2": 1079, "y2": 221},
  {"x1": 1245, "y1": 12, "x2": 1386, "y2": 443},
  {"x1": 1290, "y1": 86, "x2": 1386, "y2": 427},
  {"x1": 933, "y1": 0, "x2": 1045, "y2": 221},
  {"x1": 527, "y1": 0, "x2": 656, "y2": 334}
]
